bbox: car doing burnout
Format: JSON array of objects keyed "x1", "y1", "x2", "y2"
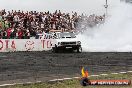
[{"x1": 51, "y1": 32, "x2": 82, "y2": 53}]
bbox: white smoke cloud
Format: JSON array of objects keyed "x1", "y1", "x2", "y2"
[{"x1": 78, "y1": 2, "x2": 132, "y2": 52}]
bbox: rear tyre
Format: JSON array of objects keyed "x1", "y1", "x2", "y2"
[
  {"x1": 77, "y1": 46, "x2": 82, "y2": 53},
  {"x1": 52, "y1": 47, "x2": 58, "y2": 53},
  {"x1": 52, "y1": 47, "x2": 55, "y2": 53}
]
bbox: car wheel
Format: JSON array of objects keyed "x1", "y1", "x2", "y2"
[
  {"x1": 52, "y1": 47, "x2": 58, "y2": 53},
  {"x1": 52, "y1": 47, "x2": 55, "y2": 52},
  {"x1": 77, "y1": 46, "x2": 82, "y2": 53}
]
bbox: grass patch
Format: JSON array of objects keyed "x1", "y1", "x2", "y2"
[{"x1": 2, "y1": 73, "x2": 132, "y2": 88}]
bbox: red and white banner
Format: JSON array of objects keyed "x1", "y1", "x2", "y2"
[{"x1": 0, "y1": 39, "x2": 52, "y2": 52}]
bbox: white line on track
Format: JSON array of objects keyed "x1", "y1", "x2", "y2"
[
  {"x1": 26, "y1": 82, "x2": 32, "y2": 84},
  {"x1": 119, "y1": 72, "x2": 127, "y2": 74},
  {"x1": 63, "y1": 78, "x2": 72, "y2": 80},
  {"x1": 100, "y1": 74, "x2": 108, "y2": 76},
  {"x1": 91, "y1": 75, "x2": 99, "y2": 77},
  {"x1": 73, "y1": 77, "x2": 80, "y2": 79},
  {"x1": 0, "y1": 83, "x2": 23, "y2": 87},
  {"x1": 111, "y1": 73, "x2": 119, "y2": 74},
  {"x1": 36, "y1": 81, "x2": 42, "y2": 83},
  {"x1": 57, "y1": 79, "x2": 64, "y2": 81},
  {"x1": 49, "y1": 79, "x2": 58, "y2": 82},
  {"x1": 127, "y1": 71, "x2": 132, "y2": 73}
]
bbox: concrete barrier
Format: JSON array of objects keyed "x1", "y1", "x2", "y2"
[{"x1": 0, "y1": 39, "x2": 52, "y2": 52}]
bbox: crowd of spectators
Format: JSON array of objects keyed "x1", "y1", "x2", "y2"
[{"x1": 0, "y1": 9, "x2": 105, "y2": 39}]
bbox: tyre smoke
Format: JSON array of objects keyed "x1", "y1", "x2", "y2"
[{"x1": 77, "y1": 2, "x2": 132, "y2": 52}]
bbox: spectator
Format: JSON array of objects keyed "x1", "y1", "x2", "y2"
[{"x1": 0, "y1": 9, "x2": 105, "y2": 39}]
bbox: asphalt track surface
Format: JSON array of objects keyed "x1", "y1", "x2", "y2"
[{"x1": 0, "y1": 52, "x2": 132, "y2": 84}]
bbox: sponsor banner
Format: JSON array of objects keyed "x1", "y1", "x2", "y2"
[
  {"x1": 81, "y1": 77, "x2": 131, "y2": 86},
  {"x1": 90, "y1": 80, "x2": 131, "y2": 85},
  {"x1": 0, "y1": 39, "x2": 52, "y2": 52}
]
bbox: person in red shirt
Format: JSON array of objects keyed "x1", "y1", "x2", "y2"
[
  {"x1": 18, "y1": 27, "x2": 23, "y2": 39},
  {"x1": 7, "y1": 27, "x2": 12, "y2": 39}
]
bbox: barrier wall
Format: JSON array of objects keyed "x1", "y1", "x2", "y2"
[{"x1": 0, "y1": 39, "x2": 52, "y2": 52}]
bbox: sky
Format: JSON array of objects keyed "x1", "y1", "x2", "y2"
[{"x1": 0, "y1": 0, "x2": 120, "y2": 15}]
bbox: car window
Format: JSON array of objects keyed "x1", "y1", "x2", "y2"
[
  {"x1": 52, "y1": 32, "x2": 76, "y2": 39},
  {"x1": 60, "y1": 33, "x2": 76, "y2": 38}
]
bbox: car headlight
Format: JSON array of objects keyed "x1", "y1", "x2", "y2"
[{"x1": 77, "y1": 41, "x2": 81, "y2": 45}]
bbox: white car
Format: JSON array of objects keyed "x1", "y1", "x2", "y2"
[{"x1": 51, "y1": 32, "x2": 82, "y2": 53}]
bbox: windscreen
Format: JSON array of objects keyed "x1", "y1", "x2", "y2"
[{"x1": 60, "y1": 33, "x2": 76, "y2": 38}]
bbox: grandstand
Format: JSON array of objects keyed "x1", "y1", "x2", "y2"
[{"x1": 0, "y1": 10, "x2": 105, "y2": 39}]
